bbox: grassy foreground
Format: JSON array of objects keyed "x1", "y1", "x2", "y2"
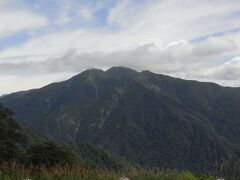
[{"x1": 0, "y1": 164, "x2": 214, "y2": 180}]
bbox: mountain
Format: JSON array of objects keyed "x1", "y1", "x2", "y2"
[
  {"x1": 0, "y1": 104, "x2": 128, "y2": 169},
  {"x1": 1, "y1": 66, "x2": 240, "y2": 173}
]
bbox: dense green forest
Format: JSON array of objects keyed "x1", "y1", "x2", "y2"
[
  {"x1": 0, "y1": 104, "x2": 227, "y2": 179},
  {"x1": 2, "y1": 67, "x2": 240, "y2": 179},
  {"x1": 0, "y1": 104, "x2": 209, "y2": 179}
]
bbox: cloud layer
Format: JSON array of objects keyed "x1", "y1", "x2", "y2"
[
  {"x1": 0, "y1": 0, "x2": 240, "y2": 94},
  {"x1": 0, "y1": 36, "x2": 238, "y2": 82}
]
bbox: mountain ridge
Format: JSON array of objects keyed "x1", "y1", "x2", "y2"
[
  {"x1": 1, "y1": 66, "x2": 240, "y2": 173},
  {"x1": 3, "y1": 66, "x2": 239, "y2": 98}
]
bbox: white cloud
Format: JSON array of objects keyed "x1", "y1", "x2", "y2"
[
  {"x1": 107, "y1": 0, "x2": 240, "y2": 41},
  {"x1": 193, "y1": 37, "x2": 237, "y2": 56},
  {"x1": 1, "y1": 0, "x2": 240, "y2": 94},
  {"x1": 0, "y1": 36, "x2": 239, "y2": 95},
  {"x1": 0, "y1": 73, "x2": 74, "y2": 95},
  {"x1": 54, "y1": 0, "x2": 72, "y2": 25},
  {"x1": 55, "y1": 11, "x2": 71, "y2": 25},
  {"x1": 0, "y1": 4, "x2": 48, "y2": 37},
  {"x1": 78, "y1": 6, "x2": 94, "y2": 21},
  {"x1": 107, "y1": 0, "x2": 137, "y2": 28},
  {"x1": 212, "y1": 57, "x2": 240, "y2": 80},
  {"x1": 1, "y1": 0, "x2": 239, "y2": 58},
  {"x1": 0, "y1": 36, "x2": 235, "y2": 77}
]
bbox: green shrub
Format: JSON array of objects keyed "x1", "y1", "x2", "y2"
[
  {"x1": 0, "y1": 105, "x2": 26, "y2": 163},
  {"x1": 26, "y1": 141, "x2": 76, "y2": 167}
]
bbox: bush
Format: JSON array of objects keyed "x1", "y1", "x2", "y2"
[
  {"x1": 26, "y1": 141, "x2": 76, "y2": 167},
  {"x1": 0, "y1": 105, "x2": 26, "y2": 163}
]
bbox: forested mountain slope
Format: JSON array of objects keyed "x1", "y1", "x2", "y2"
[{"x1": 2, "y1": 67, "x2": 240, "y2": 173}]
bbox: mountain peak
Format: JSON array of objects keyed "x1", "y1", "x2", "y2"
[
  {"x1": 81, "y1": 68, "x2": 104, "y2": 75},
  {"x1": 70, "y1": 68, "x2": 104, "y2": 81},
  {"x1": 105, "y1": 66, "x2": 138, "y2": 79}
]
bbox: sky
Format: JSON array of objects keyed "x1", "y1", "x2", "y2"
[{"x1": 0, "y1": 0, "x2": 240, "y2": 95}]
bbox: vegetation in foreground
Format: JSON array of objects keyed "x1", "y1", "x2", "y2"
[{"x1": 0, "y1": 163, "x2": 215, "y2": 180}]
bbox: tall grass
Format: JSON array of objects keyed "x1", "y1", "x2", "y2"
[{"x1": 0, "y1": 163, "x2": 215, "y2": 180}]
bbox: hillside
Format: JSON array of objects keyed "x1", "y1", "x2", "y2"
[
  {"x1": 1, "y1": 67, "x2": 240, "y2": 173},
  {"x1": 0, "y1": 104, "x2": 128, "y2": 170}
]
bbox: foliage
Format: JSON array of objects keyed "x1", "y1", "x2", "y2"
[
  {"x1": 74, "y1": 142, "x2": 131, "y2": 170},
  {"x1": 26, "y1": 141, "x2": 76, "y2": 167},
  {"x1": 0, "y1": 164, "x2": 215, "y2": 180},
  {"x1": 0, "y1": 105, "x2": 26, "y2": 163},
  {"x1": 215, "y1": 159, "x2": 240, "y2": 180}
]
